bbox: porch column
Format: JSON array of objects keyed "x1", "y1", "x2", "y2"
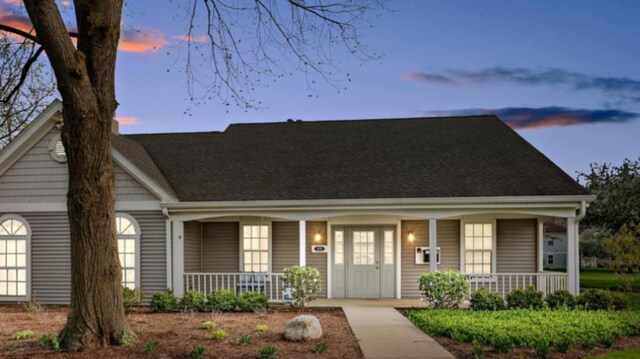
[
  {"x1": 172, "y1": 220, "x2": 185, "y2": 297},
  {"x1": 429, "y1": 218, "x2": 437, "y2": 272},
  {"x1": 566, "y1": 217, "x2": 579, "y2": 295},
  {"x1": 299, "y1": 220, "x2": 306, "y2": 266},
  {"x1": 537, "y1": 219, "x2": 546, "y2": 294}
]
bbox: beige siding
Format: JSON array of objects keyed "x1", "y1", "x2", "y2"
[
  {"x1": 184, "y1": 221, "x2": 202, "y2": 272},
  {"x1": 202, "y1": 222, "x2": 239, "y2": 272},
  {"x1": 497, "y1": 219, "x2": 537, "y2": 273},
  {"x1": 272, "y1": 222, "x2": 299, "y2": 273},
  {"x1": 306, "y1": 221, "x2": 327, "y2": 298},
  {"x1": 0, "y1": 129, "x2": 158, "y2": 203},
  {"x1": 401, "y1": 220, "x2": 460, "y2": 298},
  {"x1": 7, "y1": 211, "x2": 166, "y2": 304}
]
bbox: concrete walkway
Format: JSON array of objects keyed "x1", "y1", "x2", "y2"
[{"x1": 313, "y1": 300, "x2": 455, "y2": 359}]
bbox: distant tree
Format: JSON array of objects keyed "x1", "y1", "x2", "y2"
[
  {"x1": 578, "y1": 158, "x2": 640, "y2": 234},
  {"x1": 603, "y1": 225, "x2": 640, "y2": 290}
]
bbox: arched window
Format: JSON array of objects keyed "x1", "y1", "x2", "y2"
[
  {"x1": 116, "y1": 214, "x2": 140, "y2": 289},
  {"x1": 0, "y1": 215, "x2": 30, "y2": 298}
]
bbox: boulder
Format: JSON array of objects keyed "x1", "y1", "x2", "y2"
[{"x1": 283, "y1": 315, "x2": 323, "y2": 341}]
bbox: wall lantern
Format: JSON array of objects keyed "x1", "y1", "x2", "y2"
[
  {"x1": 314, "y1": 231, "x2": 322, "y2": 242},
  {"x1": 407, "y1": 230, "x2": 415, "y2": 242}
]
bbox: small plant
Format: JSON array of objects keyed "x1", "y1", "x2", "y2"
[
  {"x1": 238, "y1": 333, "x2": 253, "y2": 346},
  {"x1": 599, "y1": 334, "x2": 615, "y2": 348},
  {"x1": 150, "y1": 289, "x2": 178, "y2": 313},
  {"x1": 206, "y1": 289, "x2": 237, "y2": 311},
  {"x1": 256, "y1": 324, "x2": 268, "y2": 332},
  {"x1": 180, "y1": 290, "x2": 206, "y2": 312},
  {"x1": 313, "y1": 342, "x2": 328, "y2": 354},
  {"x1": 418, "y1": 270, "x2": 469, "y2": 308},
  {"x1": 201, "y1": 321, "x2": 216, "y2": 329},
  {"x1": 22, "y1": 299, "x2": 42, "y2": 313},
  {"x1": 532, "y1": 339, "x2": 551, "y2": 358},
  {"x1": 545, "y1": 290, "x2": 575, "y2": 309},
  {"x1": 237, "y1": 291, "x2": 269, "y2": 312},
  {"x1": 555, "y1": 336, "x2": 574, "y2": 353},
  {"x1": 282, "y1": 265, "x2": 322, "y2": 309},
  {"x1": 471, "y1": 340, "x2": 485, "y2": 359},
  {"x1": 470, "y1": 288, "x2": 505, "y2": 311},
  {"x1": 210, "y1": 329, "x2": 228, "y2": 340},
  {"x1": 577, "y1": 289, "x2": 615, "y2": 310},
  {"x1": 490, "y1": 334, "x2": 514, "y2": 353},
  {"x1": 12, "y1": 329, "x2": 34, "y2": 340},
  {"x1": 188, "y1": 346, "x2": 206, "y2": 359},
  {"x1": 259, "y1": 345, "x2": 278, "y2": 359},
  {"x1": 123, "y1": 287, "x2": 145, "y2": 311},
  {"x1": 121, "y1": 330, "x2": 138, "y2": 346},
  {"x1": 38, "y1": 334, "x2": 60, "y2": 352},
  {"x1": 506, "y1": 286, "x2": 544, "y2": 309},
  {"x1": 144, "y1": 340, "x2": 159, "y2": 356}
]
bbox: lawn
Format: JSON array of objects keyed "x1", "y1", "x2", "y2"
[
  {"x1": 405, "y1": 308, "x2": 640, "y2": 358},
  {"x1": 0, "y1": 306, "x2": 362, "y2": 359},
  {"x1": 590, "y1": 348, "x2": 640, "y2": 358},
  {"x1": 581, "y1": 269, "x2": 640, "y2": 291}
]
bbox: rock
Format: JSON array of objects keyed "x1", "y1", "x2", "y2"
[{"x1": 283, "y1": 315, "x2": 323, "y2": 341}]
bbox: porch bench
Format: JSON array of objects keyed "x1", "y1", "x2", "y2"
[{"x1": 236, "y1": 274, "x2": 268, "y2": 295}]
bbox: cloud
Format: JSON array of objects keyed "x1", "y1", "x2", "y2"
[
  {"x1": 2, "y1": 0, "x2": 22, "y2": 5},
  {"x1": 119, "y1": 26, "x2": 169, "y2": 53},
  {"x1": 173, "y1": 34, "x2": 207, "y2": 43},
  {"x1": 403, "y1": 67, "x2": 640, "y2": 104},
  {"x1": 422, "y1": 106, "x2": 638, "y2": 130},
  {"x1": 0, "y1": 6, "x2": 33, "y2": 33},
  {"x1": 115, "y1": 116, "x2": 140, "y2": 125}
]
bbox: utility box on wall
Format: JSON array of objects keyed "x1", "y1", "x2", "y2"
[{"x1": 415, "y1": 246, "x2": 440, "y2": 265}]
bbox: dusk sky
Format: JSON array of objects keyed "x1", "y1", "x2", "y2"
[{"x1": 2, "y1": 0, "x2": 639, "y2": 178}]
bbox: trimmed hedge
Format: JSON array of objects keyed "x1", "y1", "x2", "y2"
[
  {"x1": 237, "y1": 291, "x2": 269, "y2": 311},
  {"x1": 150, "y1": 289, "x2": 178, "y2": 313},
  {"x1": 506, "y1": 286, "x2": 544, "y2": 309},
  {"x1": 470, "y1": 288, "x2": 505, "y2": 311},
  {"x1": 206, "y1": 289, "x2": 237, "y2": 312},
  {"x1": 545, "y1": 290, "x2": 576, "y2": 309}
]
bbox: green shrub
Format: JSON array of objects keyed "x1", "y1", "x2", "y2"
[
  {"x1": 188, "y1": 346, "x2": 206, "y2": 359},
  {"x1": 470, "y1": 288, "x2": 505, "y2": 311},
  {"x1": 313, "y1": 342, "x2": 328, "y2": 354},
  {"x1": 150, "y1": 289, "x2": 178, "y2": 312},
  {"x1": 506, "y1": 286, "x2": 544, "y2": 309},
  {"x1": 123, "y1": 287, "x2": 144, "y2": 310},
  {"x1": 555, "y1": 336, "x2": 575, "y2": 353},
  {"x1": 210, "y1": 329, "x2": 228, "y2": 340},
  {"x1": 238, "y1": 333, "x2": 253, "y2": 346},
  {"x1": 38, "y1": 334, "x2": 60, "y2": 352},
  {"x1": 180, "y1": 290, "x2": 206, "y2": 312},
  {"x1": 144, "y1": 340, "x2": 159, "y2": 356},
  {"x1": 611, "y1": 291, "x2": 630, "y2": 310},
  {"x1": 256, "y1": 324, "x2": 268, "y2": 332},
  {"x1": 12, "y1": 329, "x2": 33, "y2": 340},
  {"x1": 471, "y1": 340, "x2": 484, "y2": 359},
  {"x1": 490, "y1": 334, "x2": 515, "y2": 353},
  {"x1": 545, "y1": 290, "x2": 575, "y2": 309},
  {"x1": 259, "y1": 345, "x2": 277, "y2": 359},
  {"x1": 237, "y1": 291, "x2": 269, "y2": 311},
  {"x1": 418, "y1": 270, "x2": 469, "y2": 308},
  {"x1": 201, "y1": 321, "x2": 216, "y2": 330},
  {"x1": 206, "y1": 289, "x2": 236, "y2": 311},
  {"x1": 283, "y1": 265, "x2": 322, "y2": 308},
  {"x1": 577, "y1": 289, "x2": 614, "y2": 310}
]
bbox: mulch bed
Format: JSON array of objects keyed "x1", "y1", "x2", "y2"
[
  {"x1": 0, "y1": 305, "x2": 363, "y2": 359},
  {"x1": 434, "y1": 335, "x2": 640, "y2": 359}
]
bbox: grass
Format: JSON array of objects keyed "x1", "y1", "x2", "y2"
[
  {"x1": 589, "y1": 348, "x2": 640, "y2": 358},
  {"x1": 405, "y1": 308, "x2": 640, "y2": 354},
  {"x1": 580, "y1": 269, "x2": 640, "y2": 291}
]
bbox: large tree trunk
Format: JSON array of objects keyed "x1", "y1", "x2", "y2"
[{"x1": 22, "y1": 0, "x2": 127, "y2": 350}]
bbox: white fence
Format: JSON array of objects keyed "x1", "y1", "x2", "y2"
[
  {"x1": 183, "y1": 272, "x2": 286, "y2": 302},
  {"x1": 463, "y1": 272, "x2": 568, "y2": 298}
]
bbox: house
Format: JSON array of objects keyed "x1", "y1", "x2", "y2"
[
  {"x1": 0, "y1": 101, "x2": 594, "y2": 304},
  {"x1": 543, "y1": 222, "x2": 567, "y2": 270}
]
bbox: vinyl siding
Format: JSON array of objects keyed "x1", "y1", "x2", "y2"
[
  {"x1": 497, "y1": 219, "x2": 537, "y2": 273},
  {"x1": 0, "y1": 129, "x2": 157, "y2": 203},
  {"x1": 202, "y1": 222, "x2": 240, "y2": 272},
  {"x1": 184, "y1": 221, "x2": 202, "y2": 272},
  {"x1": 1, "y1": 211, "x2": 166, "y2": 304},
  {"x1": 272, "y1": 222, "x2": 299, "y2": 273},
  {"x1": 401, "y1": 220, "x2": 460, "y2": 298},
  {"x1": 306, "y1": 221, "x2": 327, "y2": 298}
]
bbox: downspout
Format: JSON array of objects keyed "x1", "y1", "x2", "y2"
[
  {"x1": 576, "y1": 200, "x2": 587, "y2": 222},
  {"x1": 162, "y1": 207, "x2": 172, "y2": 290}
]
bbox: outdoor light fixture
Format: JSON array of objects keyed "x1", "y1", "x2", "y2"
[
  {"x1": 408, "y1": 230, "x2": 415, "y2": 242},
  {"x1": 314, "y1": 231, "x2": 322, "y2": 242}
]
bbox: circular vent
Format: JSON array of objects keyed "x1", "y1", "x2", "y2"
[{"x1": 48, "y1": 134, "x2": 67, "y2": 163}]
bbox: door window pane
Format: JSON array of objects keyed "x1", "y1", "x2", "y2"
[
  {"x1": 334, "y1": 231, "x2": 344, "y2": 265},
  {"x1": 384, "y1": 230, "x2": 394, "y2": 264},
  {"x1": 353, "y1": 231, "x2": 375, "y2": 265}
]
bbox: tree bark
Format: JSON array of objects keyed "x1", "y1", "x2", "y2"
[{"x1": 22, "y1": 0, "x2": 127, "y2": 350}]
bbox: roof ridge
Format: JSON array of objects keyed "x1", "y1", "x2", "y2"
[{"x1": 227, "y1": 114, "x2": 498, "y2": 127}]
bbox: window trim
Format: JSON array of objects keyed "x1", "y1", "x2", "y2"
[
  {"x1": 461, "y1": 219, "x2": 497, "y2": 280},
  {"x1": 0, "y1": 214, "x2": 31, "y2": 301},
  {"x1": 115, "y1": 213, "x2": 141, "y2": 289},
  {"x1": 48, "y1": 133, "x2": 67, "y2": 163},
  {"x1": 238, "y1": 222, "x2": 272, "y2": 273}
]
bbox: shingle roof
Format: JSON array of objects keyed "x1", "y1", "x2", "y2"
[{"x1": 123, "y1": 115, "x2": 588, "y2": 202}]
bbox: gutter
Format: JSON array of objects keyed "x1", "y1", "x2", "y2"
[{"x1": 575, "y1": 200, "x2": 587, "y2": 222}]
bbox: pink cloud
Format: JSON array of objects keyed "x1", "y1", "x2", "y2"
[
  {"x1": 120, "y1": 26, "x2": 169, "y2": 53},
  {"x1": 2, "y1": 0, "x2": 23, "y2": 5},
  {"x1": 115, "y1": 116, "x2": 140, "y2": 125},
  {"x1": 173, "y1": 34, "x2": 207, "y2": 43}
]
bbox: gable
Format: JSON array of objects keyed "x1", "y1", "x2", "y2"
[{"x1": 0, "y1": 128, "x2": 159, "y2": 203}]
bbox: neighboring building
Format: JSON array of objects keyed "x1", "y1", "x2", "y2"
[
  {"x1": 543, "y1": 222, "x2": 567, "y2": 270},
  {"x1": 0, "y1": 101, "x2": 594, "y2": 304}
]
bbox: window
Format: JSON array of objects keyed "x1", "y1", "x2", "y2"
[
  {"x1": 334, "y1": 230, "x2": 344, "y2": 265},
  {"x1": 48, "y1": 133, "x2": 67, "y2": 163},
  {"x1": 547, "y1": 254, "x2": 554, "y2": 265},
  {"x1": 116, "y1": 214, "x2": 139, "y2": 289},
  {"x1": 547, "y1": 240, "x2": 554, "y2": 246},
  {"x1": 0, "y1": 216, "x2": 29, "y2": 298},
  {"x1": 353, "y1": 230, "x2": 375, "y2": 265},
  {"x1": 464, "y1": 223, "x2": 493, "y2": 274},
  {"x1": 383, "y1": 230, "x2": 394, "y2": 264},
  {"x1": 242, "y1": 225, "x2": 269, "y2": 272}
]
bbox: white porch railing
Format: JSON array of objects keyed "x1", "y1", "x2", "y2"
[
  {"x1": 463, "y1": 272, "x2": 568, "y2": 299},
  {"x1": 183, "y1": 272, "x2": 286, "y2": 302}
]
